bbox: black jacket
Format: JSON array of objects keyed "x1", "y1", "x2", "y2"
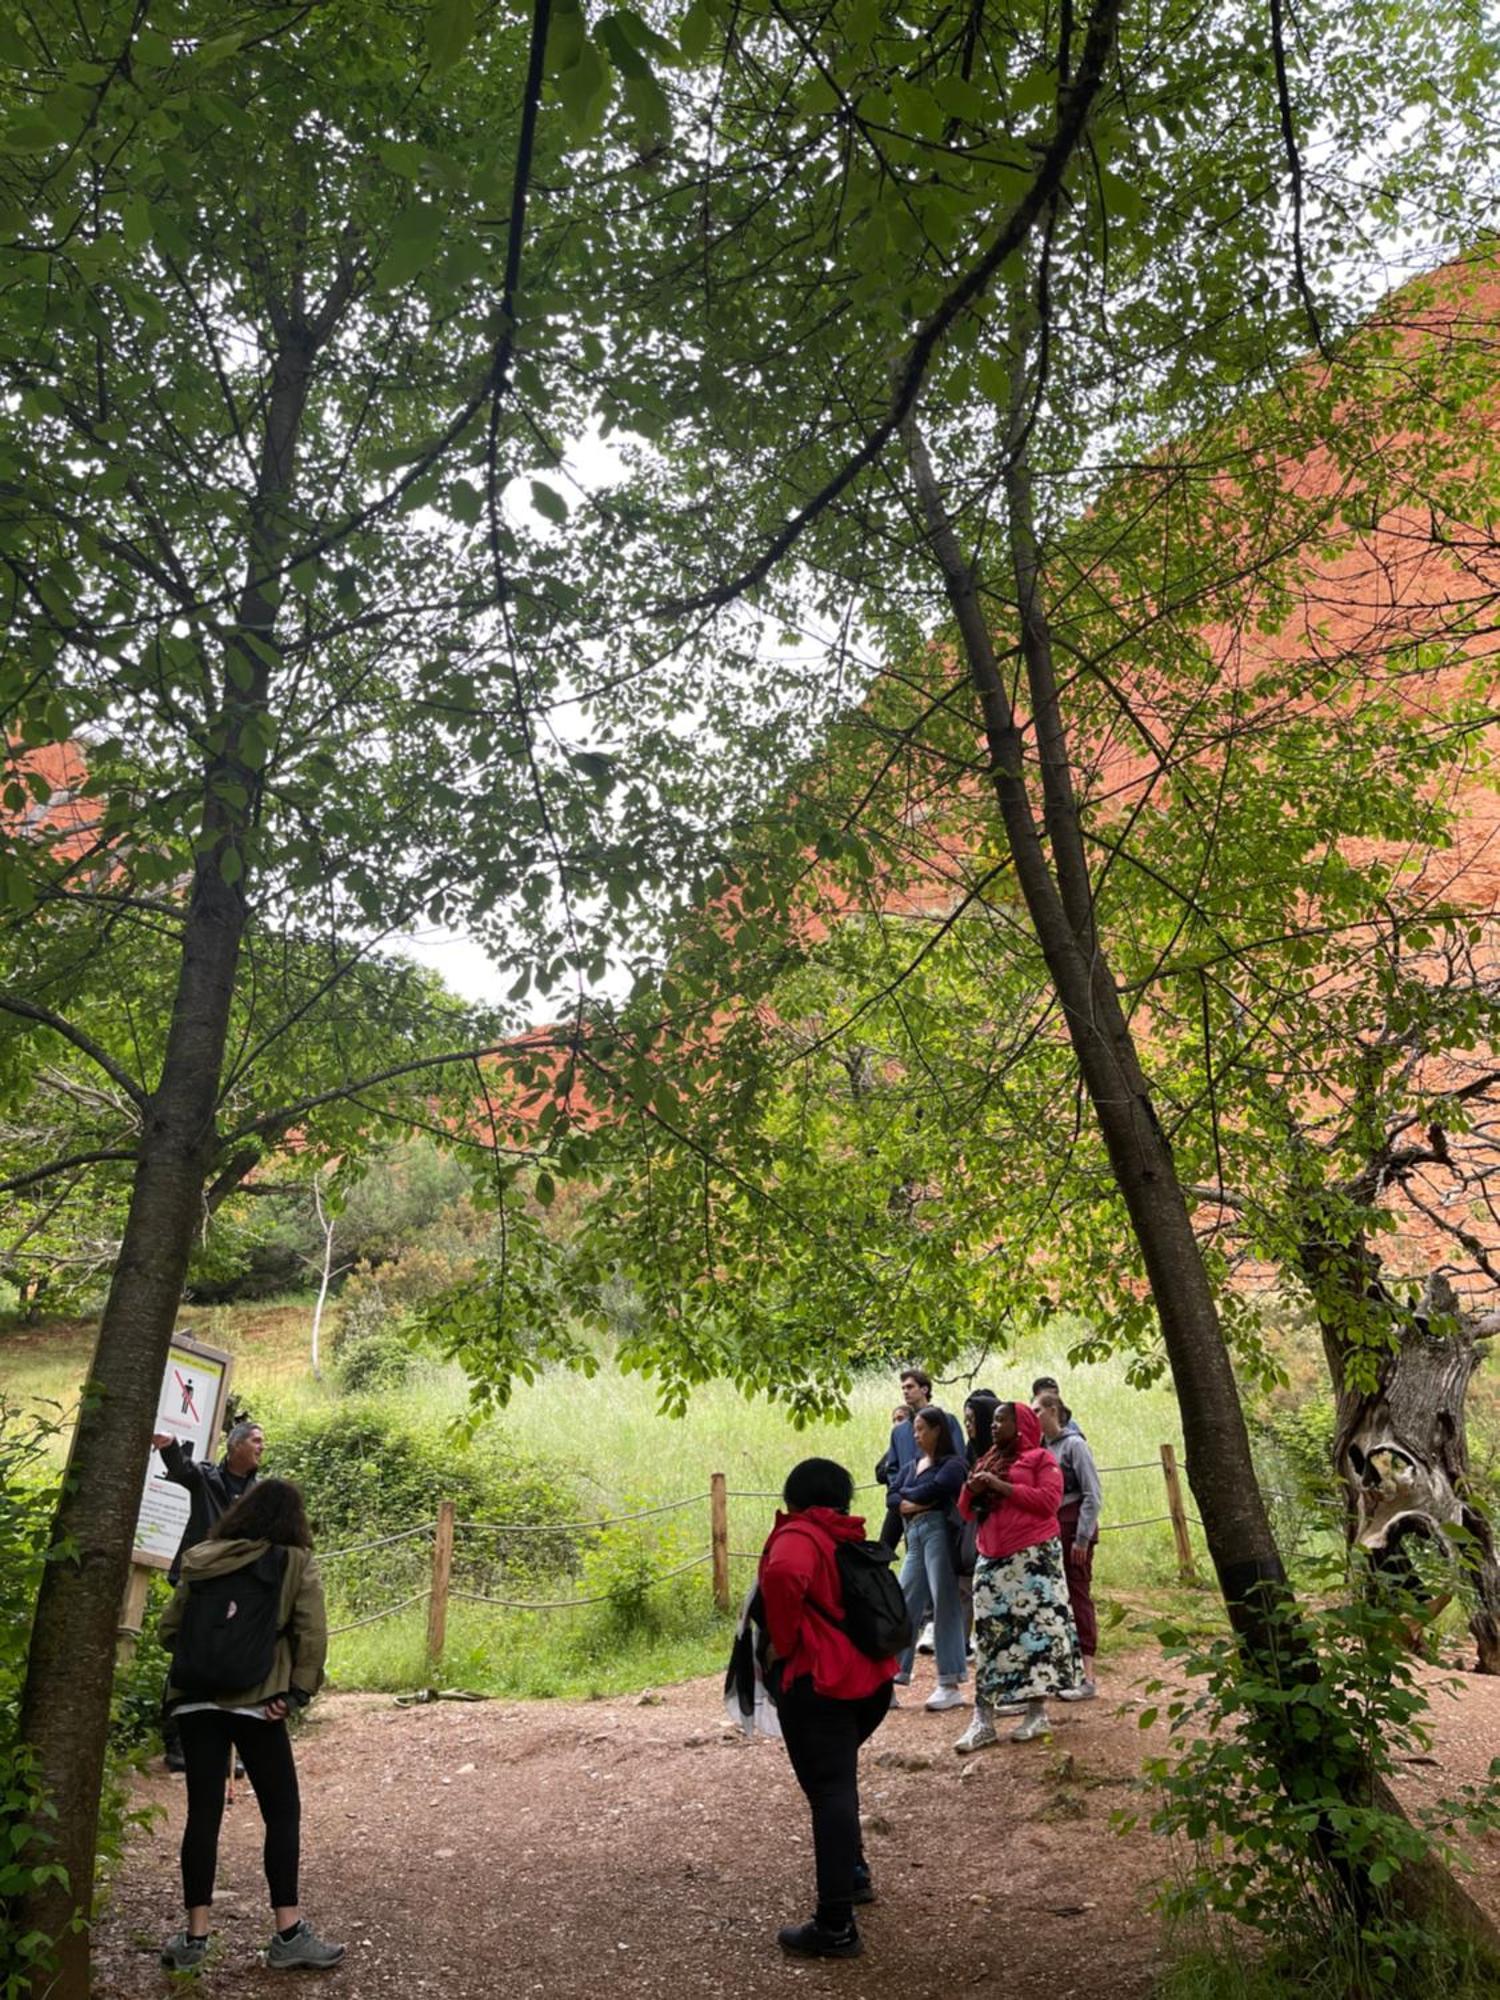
[{"x1": 157, "y1": 1439, "x2": 258, "y2": 1585}]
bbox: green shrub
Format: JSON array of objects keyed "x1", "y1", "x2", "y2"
[
  {"x1": 1129, "y1": 1560, "x2": 1500, "y2": 1995},
  {"x1": 578, "y1": 1510, "x2": 696, "y2": 1643},
  {"x1": 0, "y1": 1401, "x2": 69, "y2": 1998},
  {"x1": 335, "y1": 1325, "x2": 415, "y2": 1394},
  {"x1": 263, "y1": 1395, "x2": 584, "y2": 1618}
]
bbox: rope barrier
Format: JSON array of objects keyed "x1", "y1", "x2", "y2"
[
  {"x1": 447, "y1": 1552, "x2": 712, "y2": 1613},
  {"x1": 327, "y1": 1590, "x2": 429, "y2": 1637},
  {"x1": 1096, "y1": 1460, "x2": 1169, "y2": 1475},
  {"x1": 319, "y1": 1524, "x2": 433, "y2": 1565},
  {"x1": 1098, "y1": 1515, "x2": 1173, "y2": 1533},
  {"x1": 455, "y1": 1494, "x2": 706, "y2": 1534}
]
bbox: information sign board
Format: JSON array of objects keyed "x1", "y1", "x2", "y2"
[{"x1": 132, "y1": 1331, "x2": 235, "y2": 1570}]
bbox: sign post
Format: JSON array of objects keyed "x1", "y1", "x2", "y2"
[{"x1": 121, "y1": 1330, "x2": 235, "y2": 1651}]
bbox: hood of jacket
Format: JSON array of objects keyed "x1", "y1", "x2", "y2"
[
  {"x1": 179, "y1": 1535, "x2": 281, "y2": 1581},
  {"x1": 1011, "y1": 1400, "x2": 1043, "y2": 1455},
  {"x1": 770, "y1": 1503, "x2": 870, "y2": 1545}
]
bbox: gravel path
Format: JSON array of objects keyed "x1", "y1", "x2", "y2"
[{"x1": 89, "y1": 1652, "x2": 1500, "y2": 1998}]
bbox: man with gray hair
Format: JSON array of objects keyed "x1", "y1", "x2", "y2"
[
  {"x1": 150, "y1": 1414, "x2": 265, "y2": 1771},
  {"x1": 152, "y1": 1416, "x2": 266, "y2": 1585}
]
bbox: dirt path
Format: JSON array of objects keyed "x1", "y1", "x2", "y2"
[{"x1": 89, "y1": 1654, "x2": 1500, "y2": 1999}]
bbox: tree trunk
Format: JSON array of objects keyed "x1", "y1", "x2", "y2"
[
  {"x1": 904, "y1": 411, "x2": 1289, "y2": 1620},
  {"x1": 1314, "y1": 1256, "x2": 1500, "y2": 1673},
  {"x1": 309, "y1": 1172, "x2": 337, "y2": 1382},
  {"x1": 15, "y1": 330, "x2": 317, "y2": 1997},
  {"x1": 902, "y1": 403, "x2": 1500, "y2": 1948}
]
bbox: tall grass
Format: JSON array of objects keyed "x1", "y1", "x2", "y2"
[{"x1": 0, "y1": 1299, "x2": 1216, "y2": 1692}]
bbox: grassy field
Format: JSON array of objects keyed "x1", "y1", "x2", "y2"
[{"x1": 0, "y1": 1292, "x2": 1219, "y2": 1696}]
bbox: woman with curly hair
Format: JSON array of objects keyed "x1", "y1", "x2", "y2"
[{"x1": 954, "y1": 1400, "x2": 1081, "y2": 1751}]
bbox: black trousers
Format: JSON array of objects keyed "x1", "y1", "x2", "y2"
[
  {"x1": 177, "y1": 1709, "x2": 300, "y2": 1911},
  {"x1": 777, "y1": 1679, "x2": 893, "y2": 1929}
]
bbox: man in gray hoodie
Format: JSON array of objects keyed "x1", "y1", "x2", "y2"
[{"x1": 1035, "y1": 1392, "x2": 1102, "y2": 1699}]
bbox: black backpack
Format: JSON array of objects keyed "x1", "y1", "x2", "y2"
[
  {"x1": 172, "y1": 1547, "x2": 288, "y2": 1697},
  {"x1": 810, "y1": 1537, "x2": 913, "y2": 1658}
]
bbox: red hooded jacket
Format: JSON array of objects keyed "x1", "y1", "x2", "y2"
[
  {"x1": 958, "y1": 1402, "x2": 1063, "y2": 1562},
  {"x1": 758, "y1": 1506, "x2": 900, "y2": 1701}
]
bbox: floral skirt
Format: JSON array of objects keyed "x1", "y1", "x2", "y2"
[{"x1": 972, "y1": 1540, "x2": 1083, "y2": 1706}]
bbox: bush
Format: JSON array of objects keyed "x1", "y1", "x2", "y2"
[
  {"x1": 0, "y1": 1401, "x2": 69, "y2": 1998},
  {"x1": 1250, "y1": 1400, "x2": 1342, "y2": 1564},
  {"x1": 263, "y1": 1395, "x2": 584, "y2": 1617},
  {"x1": 578, "y1": 1509, "x2": 696, "y2": 1643},
  {"x1": 335, "y1": 1325, "x2": 415, "y2": 1394},
  {"x1": 1130, "y1": 1562, "x2": 1500, "y2": 1995}
]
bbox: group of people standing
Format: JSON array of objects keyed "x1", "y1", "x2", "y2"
[
  {"x1": 756, "y1": 1367, "x2": 1104, "y2": 1959},
  {"x1": 876, "y1": 1366, "x2": 1101, "y2": 1740}
]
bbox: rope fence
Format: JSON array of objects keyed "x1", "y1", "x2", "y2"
[{"x1": 318, "y1": 1442, "x2": 1214, "y2": 1664}]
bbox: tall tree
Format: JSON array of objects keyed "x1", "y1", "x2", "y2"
[
  {"x1": 497, "y1": 0, "x2": 1500, "y2": 1947},
  {"x1": 0, "y1": 2, "x2": 729, "y2": 1980}
]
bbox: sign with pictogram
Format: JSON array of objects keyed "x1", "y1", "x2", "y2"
[{"x1": 132, "y1": 1331, "x2": 236, "y2": 1570}]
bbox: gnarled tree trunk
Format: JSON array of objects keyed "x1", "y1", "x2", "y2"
[{"x1": 1313, "y1": 1256, "x2": 1500, "y2": 1672}]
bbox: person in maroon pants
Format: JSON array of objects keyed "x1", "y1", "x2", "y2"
[{"x1": 1036, "y1": 1392, "x2": 1102, "y2": 1699}]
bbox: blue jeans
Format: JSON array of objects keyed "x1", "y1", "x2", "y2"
[{"x1": 897, "y1": 1511, "x2": 967, "y2": 1683}]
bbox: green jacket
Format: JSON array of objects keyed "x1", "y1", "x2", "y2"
[{"x1": 159, "y1": 1538, "x2": 328, "y2": 1710}]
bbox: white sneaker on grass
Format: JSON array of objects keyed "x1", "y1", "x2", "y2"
[{"x1": 924, "y1": 1684, "x2": 967, "y2": 1712}]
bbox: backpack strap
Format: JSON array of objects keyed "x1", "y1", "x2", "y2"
[{"x1": 772, "y1": 1519, "x2": 844, "y2": 1630}]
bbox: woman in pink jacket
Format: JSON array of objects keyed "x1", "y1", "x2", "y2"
[{"x1": 954, "y1": 1400, "x2": 1082, "y2": 1751}]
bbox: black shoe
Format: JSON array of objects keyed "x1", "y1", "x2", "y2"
[
  {"x1": 233, "y1": 1759, "x2": 246, "y2": 1779},
  {"x1": 777, "y1": 1920, "x2": 862, "y2": 1959},
  {"x1": 165, "y1": 1747, "x2": 186, "y2": 1774},
  {"x1": 851, "y1": 1865, "x2": 876, "y2": 1906}
]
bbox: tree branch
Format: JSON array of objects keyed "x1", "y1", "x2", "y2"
[
  {"x1": 0, "y1": 994, "x2": 148, "y2": 1108},
  {"x1": 658, "y1": 0, "x2": 1122, "y2": 616},
  {"x1": 0, "y1": 1148, "x2": 137, "y2": 1196}
]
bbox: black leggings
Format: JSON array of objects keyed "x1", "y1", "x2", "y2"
[
  {"x1": 177, "y1": 1709, "x2": 300, "y2": 1911},
  {"x1": 776, "y1": 1679, "x2": 892, "y2": 1929}
]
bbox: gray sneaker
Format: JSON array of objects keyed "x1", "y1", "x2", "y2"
[
  {"x1": 266, "y1": 1921, "x2": 346, "y2": 1970},
  {"x1": 1059, "y1": 1679, "x2": 1098, "y2": 1703},
  {"x1": 160, "y1": 1931, "x2": 210, "y2": 1973}
]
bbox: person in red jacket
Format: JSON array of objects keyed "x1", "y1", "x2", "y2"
[
  {"x1": 758, "y1": 1457, "x2": 899, "y2": 1960},
  {"x1": 954, "y1": 1400, "x2": 1082, "y2": 1752}
]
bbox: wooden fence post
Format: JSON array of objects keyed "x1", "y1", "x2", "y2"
[
  {"x1": 1159, "y1": 1443, "x2": 1197, "y2": 1583},
  {"x1": 118, "y1": 1561, "x2": 152, "y2": 1665},
  {"x1": 427, "y1": 1500, "x2": 454, "y2": 1669},
  {"x1": 710, "y1": 1472, "x2": 730, "y2": 1613}
]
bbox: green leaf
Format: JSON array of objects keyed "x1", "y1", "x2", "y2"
[
  {"x1": 449, "y1": 478, "x2": 484, "y2": 525},
  {"x1": 375, "y1": 203, "x2": 438, "y2": 293},
  {"x1": 622, "y1": 69, "x2": 672, "y2": 142},
  {"x1": 678, "y1": 0, "x2": 716, "y2": 61},
  {"x1": 555, "y1": 38, "x2": 612, "y2": 139},
  {"x1": 529, "y1": 479, "x2": 569, "y2": 524},
  {"x1": 426, "y1": 0, "x2": 477, "y2": 74}
]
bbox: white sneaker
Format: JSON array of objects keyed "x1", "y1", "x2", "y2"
[
  {"x1": 1058, "y1": 1679, "x2": 1097, "y2": 1702},
  {"x1": 955, "y1": 1710, "x2": 998, "y2": 1755},
  {"x1": 1008, "y1": 1701, "x2": 1051, "y2": 1743},
  {"x1": 924, "y1": 1684, "x2": 967, "y2": 1712},
  {"x1": 915, "y1": 1622, "x2": 936, "y2": 1655}
]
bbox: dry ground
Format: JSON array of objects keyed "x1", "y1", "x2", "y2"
[{"x1": 90, "y1": 1652, "x2": 1500, "y2": 2000}]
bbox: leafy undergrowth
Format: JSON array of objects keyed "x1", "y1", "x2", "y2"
[
  {"x1": 1158, "y1": 1933, "x2": 1500, "y2": 2000},
  {"x1": 331, "y1": 1595, "x2": 731, "y2": 1702}
]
